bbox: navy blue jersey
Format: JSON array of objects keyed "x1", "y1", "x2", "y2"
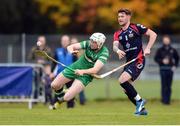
[{"x1": 114, "y1": 23, "x2": 148, "y2": 63}]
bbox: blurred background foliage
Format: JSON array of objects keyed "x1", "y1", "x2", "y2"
[{"x1": 0, "y1": 0, "x2": 179, "y2": 34}]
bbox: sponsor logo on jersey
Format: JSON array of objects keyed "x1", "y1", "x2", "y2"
[
  {"x1": 125, "y1": 47, "x2": 138, "y2": 52},
  {"x1": 128, "y1": 69, "x2": 133, "y2": 74}
]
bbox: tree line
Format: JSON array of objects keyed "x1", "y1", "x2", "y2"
[{"x1": 0, "y1": 0, "x2": 179, "y2": 34}]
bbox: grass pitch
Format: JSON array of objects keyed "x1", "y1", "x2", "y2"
[
  {"x1": 0, "y1": 100, "x2": 180, "y2": 125},
  {"x1": 0, "y1": 79, "x2": 180, "y2": 125}
]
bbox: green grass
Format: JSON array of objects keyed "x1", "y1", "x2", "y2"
[
  {"x1": 0, "y1": 79, "x2": 180, "y2": 125},
  {"x1": 0, "y1": 100, "x2": 180, "y2": 125},
  {"x1": 85, "y1": 79, "x2": 180, "y2": 100}
]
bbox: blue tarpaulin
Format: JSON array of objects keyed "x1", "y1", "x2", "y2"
[{"x1": 0, "y1": 66, "x2": 33, "y2": 96}]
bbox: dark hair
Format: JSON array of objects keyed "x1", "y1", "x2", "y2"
[{"x1": 118, "y1": 8, "x2": 132, "y2": 16}]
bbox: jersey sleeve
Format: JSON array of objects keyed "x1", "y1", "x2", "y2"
[
  {"x1": 136, "y1": 24, "x2": 148, "y2": 35},
  {"x1": 98, "y1": 48, "x2": 109, "y2": 64},
  {"x1": 80, "y1": 40, "x2": 89, "y2": 49},
  {"x1": 113, "y1": 31, "x2": 119, "y2": 41}
]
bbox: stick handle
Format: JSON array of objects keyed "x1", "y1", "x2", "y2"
[
  {"x1": 99, "y1": 57, "x2": 138, "y2": 78},
  {"x1": 115, "y1": 58, "x2": 137, "y2": 71},
  {"x1": 43, "y1": 51, "x2": 75, "y2": 72}
]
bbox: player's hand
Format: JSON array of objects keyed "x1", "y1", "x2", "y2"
[
  {"x1": 72, "y1": 50, "x2": 79, "y2": 55},
  {"x1": 117, "y1": 50, "x2": 126, "y2": 59},
  {"x1": 144, "y1": 48, "x2": 151, "y2": 56},
  {"x1": 49, "y1": 73, "x2": 55, "y2": 80},
  {"x1": 75, "y1": 69, "x2": 85, "y2": 76}
]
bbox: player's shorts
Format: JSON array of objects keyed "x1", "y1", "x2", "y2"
[
  {"x1": 124, "y1": 57, "x2": 145, "y2": 81},
  {"x1": 62, "y1": 58, "x2": 94, "y2": 86}
]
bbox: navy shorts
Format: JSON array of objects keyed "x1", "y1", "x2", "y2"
[{"x1": 124, "y1": 58, "x2": 145, "y2": 81}]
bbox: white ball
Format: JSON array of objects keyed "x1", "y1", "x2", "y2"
[{"x1": 37, "y1": 41, "x2": 42, "y2": 46}]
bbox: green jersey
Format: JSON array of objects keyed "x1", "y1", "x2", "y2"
[
  {"x1": 62, "y1": 40, "x2": 109, "y2": 86},
  {"x1": 80, "y1": 40, "x2": 109, "y2": 65}
]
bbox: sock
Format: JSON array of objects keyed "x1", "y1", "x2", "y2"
[
  {"x1": 57, "y1": 97, "x2": 65, "y2": 104},
  {"x1": 55, "y1": 88, "x2": 65, "y2": 98},
  {"x1": 125, "y1": 91, "x2": 136, "y2": 105},
  {"x1": 120, "y1": 81, "x2": 142, "y2": 103},
  {"x1": 134, "y1": 94, "x2": 142, "y2": 101},
  {"x1": 54, "y1": 88, "x2": 65, "y2": 104}
]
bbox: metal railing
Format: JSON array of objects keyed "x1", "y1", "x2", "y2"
[{"x1": 0, "y1": 34, "x2": 180, "y2": 80}]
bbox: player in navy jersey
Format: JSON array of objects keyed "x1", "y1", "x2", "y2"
[{"x1": 113, "y1": 8, "x2": 157, "y2": 116}]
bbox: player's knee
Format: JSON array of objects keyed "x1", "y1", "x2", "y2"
[
  {"x1": 118, "y1": 76, "x2": 126, "y2": 84},
  {"x1": 63, "y1": 94, "x2": 72, "y2": 102},
  {"x1": 51, "y1": 82, "x2": 58, "y2": 90}
]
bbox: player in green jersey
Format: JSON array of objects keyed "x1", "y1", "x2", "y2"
[{"x1": 51, "y1": 33, "x2": 109, "y2": 108}]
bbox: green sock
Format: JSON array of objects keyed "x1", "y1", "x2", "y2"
[
  {"x1": 55, "y1": 88, "x2": 65, "y2": 98},
  {"x1": 57, "y1": 97, "x2": 65, "y2": 103}
]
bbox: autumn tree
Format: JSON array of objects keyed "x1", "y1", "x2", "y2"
[{"x1": 0, "y1": 0, "x2": 56, "y2": 34}]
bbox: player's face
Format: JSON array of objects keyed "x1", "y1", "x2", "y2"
[
  {"x1": 90, "y1": 40, "x2": 99, "y2": 50},
  {"x1": 118, "y1": 12, "x2": 130, "y2": 26}
]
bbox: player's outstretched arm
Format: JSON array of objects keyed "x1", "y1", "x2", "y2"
[
  {"x1": 67, "y1": 43, "x2": 81, "y2": 54},
  {"x1": 75, "y1": 60, "x2": 104, "y2": 76},
  {"x1": 144, "y1": 29, "x2": 157, "y2": 56}
]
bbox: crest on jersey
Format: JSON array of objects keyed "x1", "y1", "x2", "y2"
[
  {"x1": 126, "y1": 42, "x2": 130, "y2": 48},
  {"x1": 129, "y1": 33, "x2": 134, "y2": 38}
]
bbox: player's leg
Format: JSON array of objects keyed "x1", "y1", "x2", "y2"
[
  {"x1": 119, "y1": 71, "x2": 142, "y2": 105},
  {"x1": 51, "y1": 73, "x2": 72, "y2": 89},
  {"x1": 51, "y1": 73, "x2": 72, "y2": 103},
  {"x1": 65, "y1": 81, "x2": 75, "y2": 108},
  {"x1": 119, "y1": 71, "x2": 147, "y2": 115},
  {"x1": 64, "y1": 79, "x2": 85, "y2": 101},
  {"x1": 56, "y1": 79, "x2": 85, "y2": 103},
  {"x1": 124, "y1": 80, "x2": 136, "y2": 106}
]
